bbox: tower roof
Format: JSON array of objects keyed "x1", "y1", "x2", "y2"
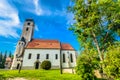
[{"x1": 26, "y1": 18, "x2": 34, "y2": 21}]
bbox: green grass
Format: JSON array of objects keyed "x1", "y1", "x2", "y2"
[{"x1": 0, "y1": 69, "x2": 81, "y2": 80}]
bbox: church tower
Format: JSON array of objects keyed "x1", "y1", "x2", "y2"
[
  {"x1": 21, "y1": 19, "x2": 34, "y2": 43},
  {"x1": 11, "y1": 19, "x2": 35, "y2": 69}
]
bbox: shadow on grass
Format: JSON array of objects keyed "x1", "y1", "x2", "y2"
[
  {"x1": 97, "y1": 78, "x2": 107, "y2": 80},
  {"x1": 0, "y1": 74, "x2": 7, "y2": 80}
]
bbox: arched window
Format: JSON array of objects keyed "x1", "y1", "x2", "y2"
[
  {"x1": 16, "y1": 63, "x2": 20, "y2": 69},
  {"x1": 46, "y1": 54, "x2": 49, "y2": 59},
  {"x1": 70, "y1": 54, "x2": 73, "y2": 62},
  {"x1": 26, "y1": 27, "x2": 29, "y2": 31},
  {"x1": 37, "y1": 54, "x2": 40, "y2": 59},
  {"x1": 19, "y1": 42, "x2": 20, "y2": 45},
  {"x1": 55, "y1": 54, "x2": 58, "y2": 59},
  {"x1": 28, "y1": 53, "x2": 32, "y2": 59},
  {"x1": 63, "y1": 54, "x2": 65, "y2": 63}
]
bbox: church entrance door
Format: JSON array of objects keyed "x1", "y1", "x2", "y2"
[
  {"x1": 35, "y1": 62, "x2": 39, "y2": 69},
  {"x1": 16, "y1": 63, "x2": 20, "y2": 69}
]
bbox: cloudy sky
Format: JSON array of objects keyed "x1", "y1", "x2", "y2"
[{"x1": 0, "y1": 0, "x2": 80, "y2": 53}]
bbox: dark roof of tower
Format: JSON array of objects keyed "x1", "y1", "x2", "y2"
[{"x1": 26, "y1": 18, "x2": 34, "y2": 21}]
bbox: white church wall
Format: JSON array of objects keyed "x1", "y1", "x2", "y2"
[
  {"x1": 22, "y1": 49, "x2": 60, "y2": 69},
  {"x1": 61, "y1": 50, "x2": 76, "y2": 68}
]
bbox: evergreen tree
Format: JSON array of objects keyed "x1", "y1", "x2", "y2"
[
  {"x1": 0, "y1": 52, "x2": 2, "y2": 68},
  {"x1": 0, "y1": 52, "x2": 2, "y2": 62},
  {"x1": 0, "y1": 52, "x2": 4, "y2": 68},
  {"x1": 2, "y1": 51, "x2": 7, "y2": 68},
  {"x1": 9, "y1": 51, "x2": 12, "y2": 58}
]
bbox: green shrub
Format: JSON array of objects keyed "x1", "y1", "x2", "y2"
[
  {"x1": 41, "y1": 60, "x2": 51, "y2": 70},
  {"x1": 104, "y1": 45, "x2": 120, "y2": 79},
  {"x1": 76, "y1": 49, "x2": 99, "y2": 80}
]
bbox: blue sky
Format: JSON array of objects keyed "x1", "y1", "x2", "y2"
[{"x1": 0, "y1": 0, "x2": 80, "y2": 54}]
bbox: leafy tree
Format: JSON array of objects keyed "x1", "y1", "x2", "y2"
[
  {"x1": 76, "y1": 48, "x2": 99, "y2": 80},
  {"x1": 104, "y1": 43, "x2": 120, "y2": 79},
  {"x1": 69, "y1": 0, "x2": 120, "y2": 74}
]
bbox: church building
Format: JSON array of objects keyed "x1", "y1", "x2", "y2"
[{"x1": 11, "y1": 19, "x2": 77, "y2": 69}]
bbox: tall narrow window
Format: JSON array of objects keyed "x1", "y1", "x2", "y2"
[
  {"x1": 63, "y1": 54, "x2": 65, "y2": 63},
  {"x1": 37, "y1": 54, "x2": 40, "y2": 59},
  {"x1": 26, "y1": 27, "x2": 29, "y2": 31},
  {"x1": 28, "y1": 53, "x2": 32, "y2": 59},
  {"x1": 16, "y1": 64, "x2": 20, "y2": 69},
  {"x1": 55, "y1": 54, "x2": 58, "y2": 59},
  {"x1": 70, "y1": 54, "x2": 73, "y2": 62},
  {"x1": 46, "y1": 54, "x2": 49, "y2": 59}
]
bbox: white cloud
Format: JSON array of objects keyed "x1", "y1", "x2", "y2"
[
  {"x1": 35, "y1": 25, "x2": 39, "y2": 31},
  {"x1": 66, "y1": 12, "x2": 75, "y2": 26},
  {"x1": 0, "y1": 0, "x2": 20, "y2": 38},
  {"x1": 32, "y1": 0, "x2": 54, "y2": 16},
  {"x1": 33, "y1": 0, "x2": 43, "y2": 15}
]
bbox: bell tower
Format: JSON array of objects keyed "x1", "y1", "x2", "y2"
[
  {"x1": 11, "y1": 19, "x2": 35, "y2": 69},
  {"x1": 21, "y1": 19, "x2": 34, "y2": 43}
]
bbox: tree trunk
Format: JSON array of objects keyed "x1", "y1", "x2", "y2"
[
  {"x1": 91, "y1": 31, "x2": 103, "y2": 61},
  {"x1": 91, "y1": 31, "x2": 106, "y2": 78}
]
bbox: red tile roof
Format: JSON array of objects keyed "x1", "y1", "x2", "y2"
[
  {"x1": 26, "y1": 39, "x2": 61, "y2": 49},
  {"x1": 6, "y1": 57, "x2": 12, "y2": 62},
  {"x1": 26, "y1": 39, "x2": 74, "y2": 50},
  {"x1": 61, "y1": 43, "x2": 74, "y2": 50}
]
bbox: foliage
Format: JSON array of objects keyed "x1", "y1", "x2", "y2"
[
  {"x1": 76, "y1": 48, "x2": 99, "y2": 80},
  {"x1": 104, "y1": 43, "x2": 120, "y2": 79},
  {"x1": 41, "y1": 60, "x2": 51, "y2": 70},
  {"x1": 69, "y1": 0, "x2": 120, "y2": 79},
  {"x1": 0, "y1": 51, "x2": 11, "y2": 69},
  {"x1": 9, "y1": 51, "x2": 12, "y2": 58},
  {"x1": 0, "y1": 52, "x2": 4, "y2": 68},
  {"x1": 0, "y1": 52, "x2": 5, "y2": 68},
  {"x1": 0, "y1": 70, "x2": 81, "y2": 80},
  {"x1": 69, "y1": 0, "x2": 120, "y2": 61}
]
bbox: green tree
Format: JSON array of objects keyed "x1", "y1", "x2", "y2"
[
  {"x1": 76, "y1": 48, "x2": 99, "y2": 79},
  {"x1": 0, "y1": 52, "x2": 2, "y2": 61},
  {"x1": 104, "y1": 43, "x2": 120, "y2": 79},
  {"x1": 0, "y1": 52, "x2": 2, "y2": 68},
  {"x1": 9, "y1": 51, "x2": 12, "y2": 58},
  {"x1": 0, "y1": 52, "x2": 4, "y2": 68},
  {"x1": 70, "y1": 0, "x2": 120, "y2": 71},
  {"x1": 2, "y1": 51, "x2": 7, "y2": 68},
  {"x1": 69, "y1": 0, "x2": 120, "y2": 79}
]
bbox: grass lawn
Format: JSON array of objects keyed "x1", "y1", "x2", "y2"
[{"x1": 0, "y1": 69, "x2": 81, "y2": 80}]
